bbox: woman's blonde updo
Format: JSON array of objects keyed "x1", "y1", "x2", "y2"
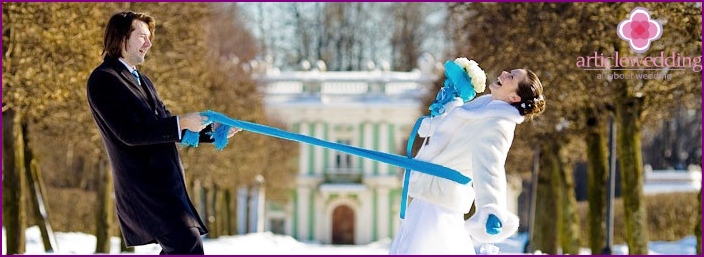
[{"x1": 510, "y1": 69, "x2": 546, "y2": 120}]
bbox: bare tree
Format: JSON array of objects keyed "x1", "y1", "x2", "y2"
[
  {"x1": 390, "y1": 3, "x2": 429, "y2": 71},
  {"x1": 239, "y1": 2, "x2": 446, "y2": 71}
]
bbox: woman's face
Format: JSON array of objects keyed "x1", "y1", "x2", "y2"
[{"x1": 489, "y1": 69, "x2": 527, "y2": 103}]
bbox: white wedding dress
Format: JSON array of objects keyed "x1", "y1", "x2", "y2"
[
  {"x1": 388, "y1": 198, "x2": 476, "y2": 254},
  {"x1": 389, "y1": 95, "x2": 523, "y2": 255}
]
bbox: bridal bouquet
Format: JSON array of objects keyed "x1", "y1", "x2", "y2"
[
  {"x1": 454, "y1": 57, "x2": 486, "y2": 93},
  {"x1": 428, "y1": 57, "x2": 487, "y2": 117}
]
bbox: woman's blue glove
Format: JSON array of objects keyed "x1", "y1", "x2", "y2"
[
  {"x1": 485, "y1": 214, "x2": 502, "y2": 235},
  {"x1": 465, "y1": 204, "x2": 518, "y2": 243}
]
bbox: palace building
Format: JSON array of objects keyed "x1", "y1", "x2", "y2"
[{"x1": 252, "y1": 60, "x2": 523, "y2": 244}]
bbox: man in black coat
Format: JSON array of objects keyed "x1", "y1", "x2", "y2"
[{"x1": 87, "y1": 11, "x2": 239, "y2": 254}]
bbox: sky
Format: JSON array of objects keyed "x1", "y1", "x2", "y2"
[{"x1": 2, "y1": 226, "x2": 698, "y2": 255}]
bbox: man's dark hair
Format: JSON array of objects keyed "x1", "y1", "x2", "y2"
[{"x1": 102, "y1": 11, "x2": 155, "y2": 59}]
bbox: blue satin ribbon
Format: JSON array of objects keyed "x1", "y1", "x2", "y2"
[
  {"x1": 181, "y1": 110, "x2": 470, "y2": 191},
  {"x1": 399, "y1": 116, "x2": 426, "y2": 219},
  {"x1": 184, "y1": 60, "x2": 478, "y2": 220},
  {"x1": 183, "y1": 60, "x2": 477, "y2": 220}
]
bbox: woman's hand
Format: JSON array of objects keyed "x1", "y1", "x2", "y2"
[{"x1": 212, "y1": 122, "x2": 242, "y2": 138}]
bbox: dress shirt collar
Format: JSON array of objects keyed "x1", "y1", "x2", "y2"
[{"x1": 118, "y1": 58, "x2": 138, "y2": 73}]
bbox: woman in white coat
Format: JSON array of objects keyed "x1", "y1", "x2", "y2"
[{"x1": 389, "y1": 68, "x2": 546, "y2": 254}]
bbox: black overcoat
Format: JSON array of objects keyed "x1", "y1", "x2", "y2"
[{"x1": 87, "y1": 57, "x2": 209, "y2": 246}]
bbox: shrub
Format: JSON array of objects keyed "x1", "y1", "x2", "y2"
[{"x1": 576, "y1": 191, "x2": 699, "y2": 246}]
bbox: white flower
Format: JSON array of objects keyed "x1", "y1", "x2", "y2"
[
  {"x1": 454, "y1": 57, "x2": 487, "y2": 93},
  {"x1": 454, "y1": 57, "x2": 471, "y2": 70}
]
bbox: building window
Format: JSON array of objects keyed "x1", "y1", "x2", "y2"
[{"x1": 335, "y1": 139, "x2": 353, "y2": 170}]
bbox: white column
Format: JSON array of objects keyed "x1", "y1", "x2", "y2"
[
  {"x1": 359, "y1": 190, "x2": 373, "y2": 244},
  {"x1": 377, "y1": 187, "x2": 390, "y2": 240},
  {"x1": 391, "y1": 195, "x2": 401, "y2": 237},
  {"x1": 314, "y1": 123, "x2": 325, "y2": 175},
  {"x1": 248, "y1": 186, "x2": 257, "y2": 232},
  {"x1": 297, "y1": 187, "x2": 310, "y2": 240},
  {"x1": 322, "y1": 203, "x2": 331, "y2": 244},
  {"x1": 379, "y1": 123, "x2": 389, "y2": 175},
  {"x1": 298, "y1": 122, "x2": 309, "y2": 175},
  {"x1": 314, "y1": 192, "x2": 324, "y2": 244},
  {"x1": 257, "y1": 184, "x2": 266, "y2": 232},
  {"x1": 236, "y1": 186, "x2": 248, "y2": 234},
  {"x1": 363, "y1": 123, "x2": 374, "y2": 175}
]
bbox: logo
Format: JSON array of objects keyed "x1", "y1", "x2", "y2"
[{"x1": 617, "y1": 7, "x2": 663, "y2": 54}]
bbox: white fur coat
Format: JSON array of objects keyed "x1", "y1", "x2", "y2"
[{"x1": 408, "y1": 94, "x2": 523, "y2": 243}]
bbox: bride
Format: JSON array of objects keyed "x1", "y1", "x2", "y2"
[{"x1": 389, "y1": 67, "x2": 546, "y2": 254}]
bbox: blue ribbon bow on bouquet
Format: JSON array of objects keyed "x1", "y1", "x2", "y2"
[{"x1": 427, "y1": 61, "x2": 477, "y2": 116}]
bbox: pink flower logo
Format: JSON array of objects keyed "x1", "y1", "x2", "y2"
[{"x1": 617, "y1": 7, "x2": 662, "y2": 53}]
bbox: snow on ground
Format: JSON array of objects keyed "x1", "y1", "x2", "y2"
[{"x1": 2, "y1": 226, "x2": 699, "y2": 255}]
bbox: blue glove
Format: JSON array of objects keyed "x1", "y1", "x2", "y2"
[{"x1": 485, "y1": 214, "x2": 502, "y2": 235}]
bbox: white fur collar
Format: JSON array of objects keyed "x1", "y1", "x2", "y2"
[{"x1": 453, "y1": 95, "x2": 524, "y2": 124}]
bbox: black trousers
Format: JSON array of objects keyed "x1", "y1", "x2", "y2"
[{"x1": 155, "y1": 227, "x2": 205, "y2": 255}]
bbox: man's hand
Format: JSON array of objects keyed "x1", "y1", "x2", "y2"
[
  {"x1": 179, "y1": 112, "x2": 208, "y2": 132},
  {"x1": 212, "y1": 122, "x2": 242, "y2": 138}
]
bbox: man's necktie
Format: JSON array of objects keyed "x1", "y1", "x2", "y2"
[
  {"x1": 131, "y1": 70, "x2": 141, "y2": 86},
  {"x1": 132, "y1": 69, "x2": 156, "y2": 113}
]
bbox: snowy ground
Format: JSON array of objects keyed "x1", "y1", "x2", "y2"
[{"x1": 2, "y1": 226, "x2": 698, "y2": 255}]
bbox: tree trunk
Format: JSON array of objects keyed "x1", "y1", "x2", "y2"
[
  {"x1": 216, "y1": 186, "x2": 227, "y2": 236},
  {"x1": 191, "y1": 179, "x2": 205, "y2": 221},
  {"x1": 696, "y1": 188, "x2": 701, "y2": 254},
  {"x1": 205, "y1": 183, "x2": 219, "y2": 238},
  {"x1": 224, "y1": 189, "x2": 234, "y2": 235},
  {"x1": 22, "y1": 120, "x2": 58, "y2": 253},
  {"x1": 530, "y1": 141, "x2": 559, "y2": 254},
  {"x1": 2, "y1": 108, "x2": 27, "y2": 254},
  {"x1": 95, "y1": 158, "x2": 114, "y2": 253},
  {"x1": 615, "y1": 95, "x2": 649, "y2": 254},
  {"x1": 585, "y1": 110, "x2": 608, "y2": 253},
  {"x1": 557, "y1": 139, "x2": 580, "y2": 254},
  {"x1": 26, "y1": 160, "x2": 58, "y2": 252}
]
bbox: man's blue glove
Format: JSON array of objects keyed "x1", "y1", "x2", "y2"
[{"x1": 485, "y1": 214, "x2": 502, "y2": 235}]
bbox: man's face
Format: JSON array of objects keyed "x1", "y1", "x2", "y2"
[{"x1": 121, "y1": 20, "x2": 152, "y2": 67}]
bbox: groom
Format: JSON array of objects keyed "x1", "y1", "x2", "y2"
[{"x1": 87, "y1": 11, "x2": 238, "y2": 254}]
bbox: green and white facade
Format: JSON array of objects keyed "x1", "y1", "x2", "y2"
[{"x1": 254, "y1": 67, "x2": 437, "y2": 244}]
